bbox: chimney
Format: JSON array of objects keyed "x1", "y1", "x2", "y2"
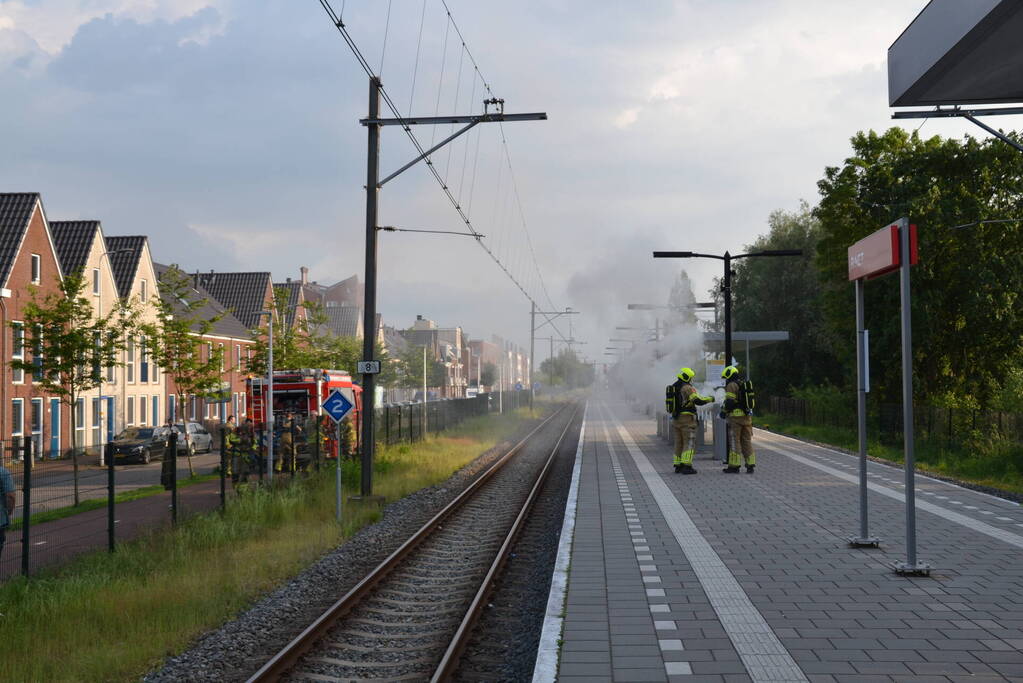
[
  {"x1": 300, "y1": 266, "x2": 309, "y2": 285},
  {"x1": 286, "y1": 277, "x2": 292, "y2": 283}
]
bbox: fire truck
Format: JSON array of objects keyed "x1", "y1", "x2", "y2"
[{"x1": 247, "y1": 369, "x2": 362, "y2": 459}]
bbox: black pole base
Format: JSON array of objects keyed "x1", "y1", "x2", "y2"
[
  {"x1": 846, "y1": 535, "x2": 881, "y2": 548},
  {"x1": 892, "y1": 560, "x2": 931, "y2": 576}
]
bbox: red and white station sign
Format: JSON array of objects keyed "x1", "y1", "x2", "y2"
[{"x1": 847, "y1": 223, "x2": 918, "y2": 281}]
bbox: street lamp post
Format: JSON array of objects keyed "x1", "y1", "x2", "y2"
[
  {"x1": 651, "y1": 251, "x2": 802, "y2": 367},
  {"x1": 254, "y1": 310, "x2": 274, "y2": 482}
]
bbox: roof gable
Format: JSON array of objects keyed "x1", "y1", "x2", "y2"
[
  {"x1": 155, "y1": 263, "x2": 253, "y2": 339},
  {"x1": 196, "y1": 271, "x2": 273, "y2": 329},
  {"x1": 104, "y1": 235, "x2": 146, "y2": 298},
  {"x1": 50, "y1": 221, "x2": 100, "y2": 277},
  {"x1": 0, "y1": 193, "x2": 41, "y2": 286}
]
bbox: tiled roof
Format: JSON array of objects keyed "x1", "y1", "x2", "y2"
[
  {"x1": 273, "y1": 281, "x2": 303, "y2": 328},
  {"x1": 104, "y1": 235, "x2": 146, "y2": 299},
  {"x1": 50, "y1": 221, "x2": 99, "y2": 278},
  {"x1": 155, "y1": 263, "x2": 253, "y2": 340},
  {"x1": 315, "y1": 304, "x2": 362, "y2": 338},
  {"x1": 195, "y1": 272, "x2": 272, "y2": 329},
  {"x1": 0, "y1": 193, "x2": 40, "y2": 287}
]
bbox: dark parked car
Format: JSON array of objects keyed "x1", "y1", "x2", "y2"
[
  {"x1": 109, "y1": 427, "x2": 171, "y2": 464},
  {"x1": 157, "y1": 422, "x2": 214, "y2": 456}
]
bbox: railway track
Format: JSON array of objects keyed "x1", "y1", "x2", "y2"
[{"x1": 248, "y1": 402, "x2": 581, "y2": 682}]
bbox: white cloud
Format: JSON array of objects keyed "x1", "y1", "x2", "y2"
[{"x1": 614, "y1": 107, "x2": 640, "y2": 129}]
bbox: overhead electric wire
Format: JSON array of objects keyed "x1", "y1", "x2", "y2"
[
  {"x1": 407, "y1": 0, "x2": 428, "y2": 114},
  {"x1": 315, "y1": 0, "x2": 570, "y2": 344}
]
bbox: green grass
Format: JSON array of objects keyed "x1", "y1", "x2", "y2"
[
  {"x1": 8, "y1": 473, "x2": 219, "y2": 531},
  {"x1": 758, "y1": 411, "x2": 1023, "y2": 496},
  {"x1": 0, "y1": 405, "x2": 545, "y2": 683}
]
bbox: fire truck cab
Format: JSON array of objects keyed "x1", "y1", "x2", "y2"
[{"x1": 247, "y1": 369, "x2": 362, "y2": 459}]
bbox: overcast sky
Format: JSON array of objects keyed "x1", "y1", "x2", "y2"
[{"x1": 0, "y1": 1, "x2": 984, "y2": 357}]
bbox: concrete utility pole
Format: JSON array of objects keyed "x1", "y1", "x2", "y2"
[{"x1": 356, "y1": 79, "x2": 546, "y2": 498}]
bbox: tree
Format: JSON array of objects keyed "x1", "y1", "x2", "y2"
[
  {"x1": 11, "y1": 273, "x2": 137, "y2": 505},
  {"x1": 729, "y1": 204, "x2": 842, "y2": 397},
  {"x1": 481, "y1": 362, "x2": 497, "y2": 387},
  {"x1": 539, "y1": 349, "x2": 595, "y2": 389},
  {"x1": 145, "y1": 265, "x2": 226, "y2": 476},
  {"x1": 246, "y1": 286, "x2": 318, "y2": 377},
  {"x1": 397, "y1": 346, "x2": 446, "y2": 390},
  {"x1": 814, "y1": 127, "x2": 1023, "y2": 407},
  {"x1": 304, "y1": 333, "x2": 397, "y2": 387}
]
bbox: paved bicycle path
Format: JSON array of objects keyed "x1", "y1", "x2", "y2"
[{"x1": 547, "y1": 398, "x2": 1023, "y2": 683}]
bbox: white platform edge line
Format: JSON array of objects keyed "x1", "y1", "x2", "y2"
[
  {"x1": 761, "y1": 439, "x2": 1023, "y2": 551},
  {"x1": 532, "y1": 401, "x2": 587, "y2": 683},
  {"x1": 757, "y1": 428, "x2": 1021, "y2": 509},
  {"x1": 606, "y1": 406, "x2": 808, "y2": 683}
]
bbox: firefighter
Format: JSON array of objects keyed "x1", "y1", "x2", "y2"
[
  {"x1": 667, "y1": 367, "x2": 713, "y2": 474},
  {"x1": 721, "y1": 366, "x2": 755, "y2": 473},
  {"x1": 235, "y1": 417, "x2": 257, "y2": 486},
  {"x1": 223, "y1": 415, "x2": 239, "y2": 482}
]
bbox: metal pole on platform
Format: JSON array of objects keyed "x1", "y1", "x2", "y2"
[
  {"x1": 894, "y1": 218, "x2": 929, "y2": 575},
  {"x1": 336, "y1": 421, "x2": 343, "y2": 522},
  {"x1": 849, "y1": 278, "x2": 879, "y2": 547}
]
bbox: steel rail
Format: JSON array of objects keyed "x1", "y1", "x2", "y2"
[
  {"x1": 247, "y1": 403, "x2": 572, "y2": 682},
  {"x1": 431, "y1": 402, "x2": 581, "y2": 681}
]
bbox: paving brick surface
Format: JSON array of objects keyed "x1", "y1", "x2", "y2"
[{"x1": 553, "y1": 399, "x2": 1023, "y2": 682}]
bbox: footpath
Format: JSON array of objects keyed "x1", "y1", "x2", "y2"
[{"x1": 538, "y1": 398, "x2": 1023, "y2": 683}]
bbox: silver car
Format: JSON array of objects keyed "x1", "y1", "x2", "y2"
[{"x1": 156, "y1": 422, "x2": 214, "y2": 456}]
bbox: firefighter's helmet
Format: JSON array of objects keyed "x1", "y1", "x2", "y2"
[
  {"x1": 676, "y1": 367, "x2": 695, "y2": 382},
  {"x1": 721, "y1": 366, "x2": 739, "y2": 380}
]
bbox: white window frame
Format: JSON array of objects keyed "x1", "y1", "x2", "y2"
[
  {"x1": 91, "y1": 397, "x2": 101, "y2": 445},
  {"x1": 126, "y1": 396, "x2": 135, "y2": 425},
  {"x1": 92, "y1": 268, "x2": 100, "y2": 295},
  {"x1": 31, "y1": 324, "x2": 43, "y2": 383},
  {"x1": 139, "y1": 394, "x2": 147, "y2": 426},
  {"x1": 218, "y1": 343, "x2": 225, "y2": 372},
  {"x1": 126, "y1": 338, "x2": 135, "y2": 383},
  {"x1": 11, "y1": 398, "x2": 24, "y2": 437},
  {"x1": 30, "y1": 253, "x2": 41, "y2": 284},
  {"x1": 11, "y1": 321, "x2": 24, "y2": 384},
  {"x1": 235, "y1": 344, "x2": 241, "y2": 372},
  {"x1": 140, "y1": 278, "x2": 147, "y2": 303},
  {"x1": 152, "y1": 395, "x2": 160, "y2": 426},
  {"x1": 240, "y1": 392, "x2": 247, "y2": 417},
  {"x1": 30, "y1": 398, "x2": 43, "y2": 452}
]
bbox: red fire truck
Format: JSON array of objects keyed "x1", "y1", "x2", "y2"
[{"x1": 247, "y1": 369, "x2": 362, "y2": 459}]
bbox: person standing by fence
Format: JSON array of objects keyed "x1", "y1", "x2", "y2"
[{"x1": 1, "y1": 460, "x2": 14, "y2": 561}]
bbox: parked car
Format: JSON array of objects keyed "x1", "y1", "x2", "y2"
[
  {"x1": 109, "y1": 427, "x2": 172, "y2": 464},
  {"x1": 155, "y1": 422, "x2": 214, "y2": 456}
]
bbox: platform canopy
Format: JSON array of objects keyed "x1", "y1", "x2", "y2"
[
  {"x1": 889, "y1": 0, "x2": 1023, "y2": 107},
  {"x1": 702, "y1": 331, "x2": 789, "y2": 354}
]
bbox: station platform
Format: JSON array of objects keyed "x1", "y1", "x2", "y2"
[{"x1": 534, "y1": 398, "x2": 1023, "y2": 683}]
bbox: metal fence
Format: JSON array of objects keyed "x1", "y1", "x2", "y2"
[
  {"x1": 766, "y1": 396, "x2": 1023, "y2": 450},
  {"x1": 0, "y1": 393, "x2": 512, "y2": 581}
]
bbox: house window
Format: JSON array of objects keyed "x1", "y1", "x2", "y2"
[
  {"x1": 32, "y1": 324, "x2": 43, "y2": 382},
  {"x1": 240, "y1": 392, "x2": 247, "y2": 417},
  {"x1": 31, "y1": 254, "x2": 41, "y2": 284},
  {"x1": 235, "y1": 345, "x2": 241, "y2": 371},
  {"x1": 11, "y1": 322, "x2": 24, "y2": 384},
  {"x1": 30, "y1": 398, "x2": 42, "y2": 457},
  {"x1": 206, "y1": 342, "x2": 213, "y2": 364},
  {"x1": 126, "y1": 396, "x2": 135, "y2": 425},
  {"x1": 189, "y1": 395, "x2": 196, "y2": 421},
  {"x1": 75, "y1": 398, "x2": 85, "y2": 433},
  {"x1": 152, "y1": 352, "x2": 159, "y2": 383},
  {"x1": 91, "y1": 397, "x2": 101, "y2": 445},
  {"x1": 218, "y1": 343, "x2": 225, "y2": 372},
  {"x1": 12, "y1": 399, "x2": 24, "y2": 446},
  {"x1": 126, "y1": 338, "x2": 135, "y2": 383},
  {"x1": 140, "y1": 395, "x2": 147, "y2": 425},
  {"x1": 140, "y1": 279, "x2": 147, "y2": 303},
  {"x1": 106, "y1": 332, "x2": 116, "y2": 383},
  {"x1": 92, "y1": 331, "x2": 102, "y2": 381},
  {"x1": 152, "y1": 395, "x2": 159, "y2": 426},
  {"x1": 92, "y1": 268, "x2": 100, "y2": 295},
  {"x1": 168, "y1": 395, "x2": 176, "y2": 423},
  {"x1": 140, "y1": 336, "x2": 149, "y2": 383}
]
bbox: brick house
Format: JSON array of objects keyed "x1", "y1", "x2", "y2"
[
  {"x1": 155, "y1": 264, "x2": 254, "y2": 428},
  {"x1": 0, "y1": 193, "x2": 70, "y2": 458}
]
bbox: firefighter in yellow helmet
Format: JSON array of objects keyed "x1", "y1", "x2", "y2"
[
  {"x1": 720, "y1": 365, "x2": 755, "y2": 473},
  {"x1": 666, "y1": 367, "x2": 713, "y2": 474}
]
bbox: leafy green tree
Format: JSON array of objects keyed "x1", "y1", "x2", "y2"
[
  {"x1": 11, "y1": 273, "x2": 137, "y2": 505},
  {"x1": 146, "y1": 265, "x2": 226, "y2": 475},
  {"x1": 397, "y1": 345, "x2": 446, "y2": 390},
  {"x1": 814, "y1": 127, "x2": 1023, "y2": 407},
  {"x1": 481, "y1": 362, "x2": 497, "y2": 387},
  {"x1": 539, "y1": 349, "x2": 595, "y2": 389},
  {"x1": 730, "y1": 204, "x2": 841, "y2": 397},
  {"x1": 246, "y1": 286, "x2": 319, "y2": 376}
]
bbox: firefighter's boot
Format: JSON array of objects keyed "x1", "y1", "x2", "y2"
[
  {"x1": 680, "y1": 464, "x2": 698, "y2": 475},
  {"x1": 746, "y1": 465, "x2": 755, "y2": 474},
  {"x1": 723, "y1": 465, "x2": 741, "y2": 473}
]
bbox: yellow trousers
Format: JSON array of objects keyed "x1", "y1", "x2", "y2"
[
  {"x1": 672, "y1": 414, "x2": 697, "y2": 465},
  {"x1": 726, "y1": 415, "x2": 755, "y2": 467}
]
